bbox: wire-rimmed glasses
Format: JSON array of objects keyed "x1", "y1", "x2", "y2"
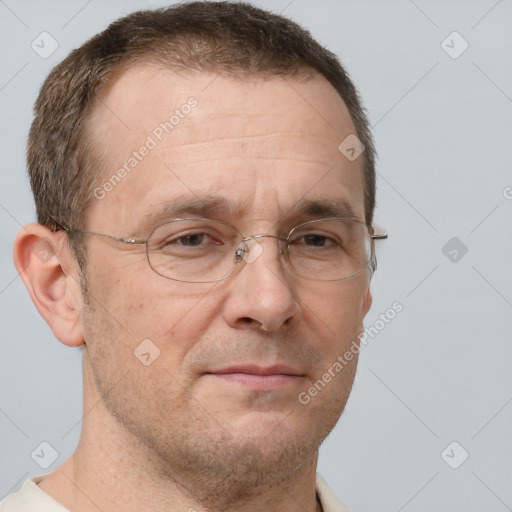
[{"x1": 60, "y1": 217, "x2": 388, "y2": 283}]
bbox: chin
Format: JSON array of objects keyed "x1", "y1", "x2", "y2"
[{"x1": 179, "y1": 429, "x2": 317, "y2": 508}]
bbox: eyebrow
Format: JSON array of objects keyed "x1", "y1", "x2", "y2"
[
  {"x1": 292, "y1": 198, "x2": 361, "y2": 222},
  {"x1": 136, "y1": 195, "x2": 362, "y2": 234},
  {"x1": 137, "y1": 195, "x2": 245, "y2": 233}
]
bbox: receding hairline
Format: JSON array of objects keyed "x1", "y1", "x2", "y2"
[
  {"x1": 81, "y1": 60, "x2": 354, "y2": 204},
  {"x1": 27, "y1": 0, "x2": 376, "y2": 263}
]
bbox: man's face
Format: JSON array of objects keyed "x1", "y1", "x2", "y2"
[{"x1": 79, "y1": 66, "x2": 372, "y2": 494}]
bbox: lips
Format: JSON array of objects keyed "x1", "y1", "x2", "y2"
[
  {"x1": 208, "y1": 364, "x2": 303, "y2": 376},
  {"x1": 205, "y1": 364, "x2": 305, "y2": 390}
]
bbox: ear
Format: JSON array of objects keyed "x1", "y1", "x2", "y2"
[
  {"x1": 362, "y1": 287, "x2": 372, "y2": 317},
  {"x1": 13, "y1": 223, "x2": 85, "y2": 347}
]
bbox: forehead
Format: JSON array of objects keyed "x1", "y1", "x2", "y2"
[{"x1": 85, "y1": 66, "x2": 365, "y2": 232}]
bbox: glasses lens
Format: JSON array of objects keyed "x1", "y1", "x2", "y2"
[
  {"x1": 287, "y1": 219, "x2": 372, "y2": 281},
  {"x1": 147, "y1": 219, "x2": 241, "y2": 282}
]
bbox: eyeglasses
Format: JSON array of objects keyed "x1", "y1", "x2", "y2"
[{"x1": 60, "y1": 217, "x2": 387, "y2": 283}]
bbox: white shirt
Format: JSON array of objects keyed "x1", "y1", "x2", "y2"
[{"x1": 0, "y1": 473, "x2": 350, "y2": 512}]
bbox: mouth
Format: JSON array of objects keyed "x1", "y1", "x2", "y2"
[{"x1": 204, "y1": 364, "x2": 306, "y2": 391}]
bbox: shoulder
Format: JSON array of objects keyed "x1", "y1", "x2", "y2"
[
  {"x1": 0, "y1": 478, "x2": 69, "y2": 512},
  {"x1": 316, "y1": 473, "x2": 352, "y2": 512}
]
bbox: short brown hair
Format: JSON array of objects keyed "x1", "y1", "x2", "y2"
[{"x1": 28, "y1": 1, "x2": 376, "y2": 266}]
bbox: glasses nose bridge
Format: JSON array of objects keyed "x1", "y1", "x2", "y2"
[
  {"x1": 235, "y1": 233, "x2": 288, "y2": 264},
  {"x1": 246, "y1": 233, "x2": 287, "y2": 243},
  {"x1": 243, "y1": 233, "x2": 288, "y2": 252}
]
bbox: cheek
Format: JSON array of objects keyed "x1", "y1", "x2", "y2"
[
  {"x1": 301, "y1": 277, "x2": 369, "y2": 341},
  {"x1": 136, "y1": 280, "x2": 222, "y2": 345},
  {"x1": 92, "y1": 271, "x2": 225, "y2": 377},
  {"x1": 81, "y1": 279, "x2": 196, "y2": 419},
  {"x1": 87, "y1": 246, "x2": 213, "y2": 332}
]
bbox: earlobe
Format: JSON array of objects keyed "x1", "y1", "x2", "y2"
[
  {"x1": 362, "y1": 288, "x2": 372, "y2": 317},
  {"x1": 13, "y1": 223, "x2": 85, "y2": 347}
]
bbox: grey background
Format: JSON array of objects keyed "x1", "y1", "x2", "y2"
[{"x1": 1, "y1": 0, "x2": 511, "y2": 510}]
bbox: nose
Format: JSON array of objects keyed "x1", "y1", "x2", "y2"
[{"x1": 222, "y1": 236, "x2": 301, "y2": 332}]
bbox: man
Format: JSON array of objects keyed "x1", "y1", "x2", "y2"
[{"x1": 2, "y1": 2, "x2": 386, "y2": 511}]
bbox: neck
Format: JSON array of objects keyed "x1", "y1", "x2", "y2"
[{"x1": 37, "y1": 363, "x2": 321, "y2": 512}]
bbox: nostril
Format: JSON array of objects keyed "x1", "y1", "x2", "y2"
[{"x1": 237, "y1": 317, "x2": 261, "y2": 329}]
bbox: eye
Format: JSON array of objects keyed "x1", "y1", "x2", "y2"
[
  {"x1": 302, "y1": 234, "x2": 329, "y2": 246},
  {"x1": 164, "y1": 231, "x2": 222, "y2": 248},
  {"x1": 290, "y1": 232, "x2": 340, "y2": 248},
  {"x1": 176, "y1": 233, "x2": 208, "y2": 246}
]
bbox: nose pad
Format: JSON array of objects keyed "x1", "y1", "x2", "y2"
[{"x1": 234, "y1": 238, "x2": 264, "y2": 264}]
